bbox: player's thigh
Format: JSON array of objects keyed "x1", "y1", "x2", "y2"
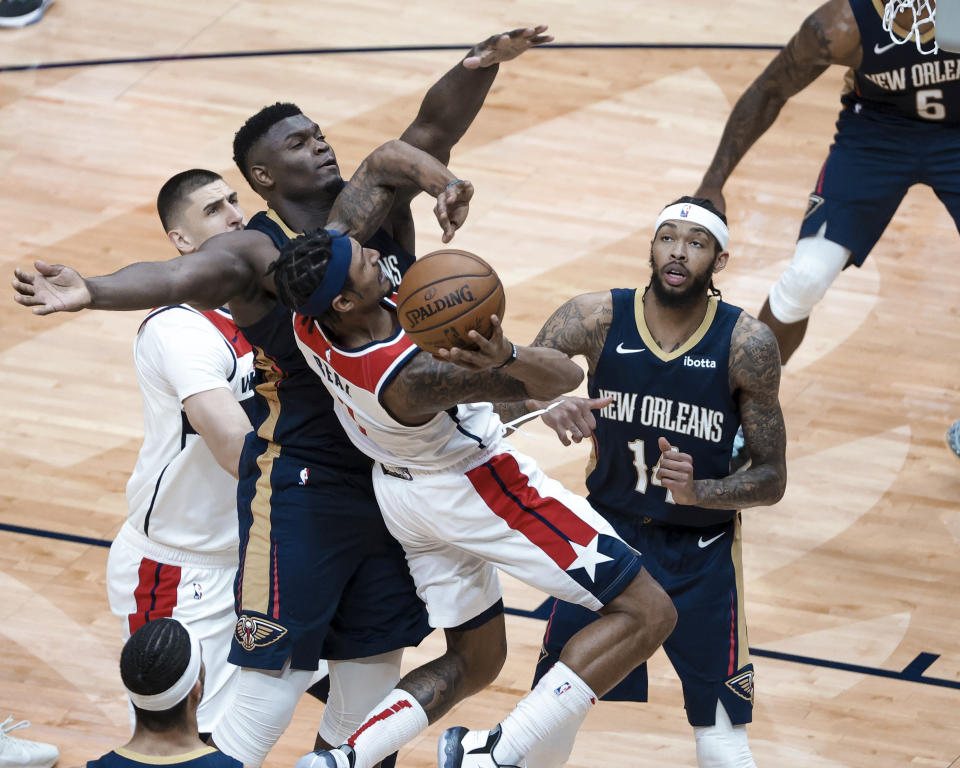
[
  {"x1": 801, "y1": 113, "x2": 916, "y2": 264},
  {"x1": 655, "y1": 517, "x2": 753, "y2": 727},
  {"x1": 233, "y1": 455, "x2": 382, "y2": 669},
  {"x1": 376, "y1": 449, "x2": 642, "y2": 616},
  {"x1": 321, "y1": 524, "x2": 431, "y2": 662},
  {"x1": 921, "y1": 128, "x2": 960, "y2": 231}
]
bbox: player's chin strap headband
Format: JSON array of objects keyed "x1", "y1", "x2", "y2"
[
  {"x1": 655, "y1": 204, "x2": 730, "y2": 250},
  {"x1": 296, "y1": 231, "x2": 353, "y2": 317},
  {"x1": 126, "y1": 622, "x2": 202, "y2": 712}
]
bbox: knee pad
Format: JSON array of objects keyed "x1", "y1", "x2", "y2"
[
  {"x1": 213, "y1": 663, "x2": 316, "y2": 766},
  {"x1": 768, "y1": 225, "x2": 850, "y2": 324},
  {"x1": 318, "y1": 650, "x2": 404, "y2": 746},
  {"x1": 693, "y1": 701, "x2": 757, "y2": 768}
]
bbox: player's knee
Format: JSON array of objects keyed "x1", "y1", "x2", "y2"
[
  {"x1": 767, "y1": 233, "x2": 850, "y2": 324},
  {"x1": 693, "y1": 702, "x2": 756, "y2": 768},
  {"x1": 612, "y1": 568, "x2": 676, "y2": 644},
  {"x1": 446, "y1": 612, "x2": 507, "y2": 694},
  {"x1": 213, "y1": 665, "x2": 315, "y2": 766}
]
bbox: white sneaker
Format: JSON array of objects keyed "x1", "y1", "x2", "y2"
[{"x1": 0, "y1": 718, "x2": 59, "y2": 768}]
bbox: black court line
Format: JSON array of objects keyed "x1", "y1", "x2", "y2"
[
  {"x1": 0, "y1": 42, "x2": 783, "y2": 74},
  {"x1": 3, "y1": 521, "x2": 957, "y2": 691}
]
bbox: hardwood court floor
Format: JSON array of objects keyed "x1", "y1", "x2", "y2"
[{"x1": 1, "y1": 2, "x2": 958, "y2": 767}]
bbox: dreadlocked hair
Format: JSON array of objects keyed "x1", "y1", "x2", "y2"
[
  {"x1": 271, "y1": 228, "x2": 353, "y2": 325},
  {"x1": 232, "y1": 102, "x2": 303, "y2": 187},
  {"x1": 665, "y1": 194, "x2": 725, "y2": 300},
  {"x1": 120, "y1": 619, "x2": 193, "y2": 730}
]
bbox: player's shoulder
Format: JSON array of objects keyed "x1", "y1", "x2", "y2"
[{"x1": 729, "y1": 312, "x2": 781, "y2": 376}]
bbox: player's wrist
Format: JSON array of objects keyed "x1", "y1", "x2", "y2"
[{"x1": 493, "y1": 341, "x2": 518, "y2": 369}]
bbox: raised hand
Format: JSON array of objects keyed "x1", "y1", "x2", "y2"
[
  {"x1": 654, "y1": 436, "x2": 697, "y2": 505},
  {"x1": 463, "y1": 25, "x2": 553, "y2": 69},
  {"x1": 434, "y1": 179, "x2": 474, "y2": 243},
  {"x1": 434, "y1": 314, "x2": 511, "y2": 371},
  {"x1": 693, "y1": 185, "x2": 727, "y2": 215},
  {"x1": 12, "y1": 260, "x2": 92, "y2": 315},
  {"x1": 541, "y1": 395, "x2": 613, "y2": 446}
]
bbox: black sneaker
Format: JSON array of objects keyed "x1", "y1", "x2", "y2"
[
  {"x1": 0, "y1": 0, "x2": 53, "y2": 28},
  {"x1": 438, "y1": 725, "x2": 521, "y2": 768}
]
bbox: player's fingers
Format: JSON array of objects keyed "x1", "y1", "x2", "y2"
[
  {"x1": 11, "y1": 277, "x2": 35, "y2": 295},
  {"x1": 657, "y1": 436, "x2": 672, "y2": 453},
  {"x1": 34, "y1": 260, "x2": 59, "y2": 276}
]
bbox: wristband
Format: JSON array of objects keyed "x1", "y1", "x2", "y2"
[
  {"x1": 445, "y1": 178, "x2": 464, "y2": 189},
  {"x1": 494, "y1": 342, "x2": 518, "y2": 369}
]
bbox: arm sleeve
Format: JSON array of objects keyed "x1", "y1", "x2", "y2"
[{"x1": 134, "y1": 308, "x2": 237, "y2": 404}]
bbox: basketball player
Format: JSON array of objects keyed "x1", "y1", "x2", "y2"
[
  {"x1": 502, "y1": 197, "x2": 787, "y2": 768},
  {"x1": 105, "y1": 169, "x2": 259, "y2": 740},
  {"x1": 13, "y1": 139, "x2": 474, "y2": 768},
  {"x1": 264, "y1": 229, "x2": 678, "y2": 768},
  {"x1": 86, "y1": 618, "x2": 242, "y2": 768},
  {"x1": 14, "y1": 27, "x2": 547, "y2": 766},
  {"x1": 694, "y1": 0, "x2": 959, "y2": 461}
]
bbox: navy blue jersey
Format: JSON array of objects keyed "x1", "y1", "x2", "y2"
[
  {"x1": 841, "y1": 0, "x2": 960, "y2": 125},
  {"x1": 88, "y1": 747, "x2": 241, "y2": 768},
  {"x1": 240, "y1": 209, "x2": 415, "y2": 470},
  {"x1": 586, "y1": 289, "x2": 742, "y2": 528}
]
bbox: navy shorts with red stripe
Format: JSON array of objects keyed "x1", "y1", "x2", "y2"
[
  {"x1": 231, "y1": 439, "x2": 430, "y2": 670},
  {"x1": 533, "y1": 513, "x2": 753, "y2": 727},
  {"x1": 799, "y1": 106, "x2": 960, "y2": 265}
]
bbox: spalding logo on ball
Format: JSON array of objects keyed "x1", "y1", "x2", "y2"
[{"x1": 396, "y1": 249, "x2": 505, "y2": 356}]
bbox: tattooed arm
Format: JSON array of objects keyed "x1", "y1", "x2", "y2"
[
  {"x1": 326, "y1": 139, "x2": 472, "y2": 245},
  {"x1": 695, "y1": 0, "x2": 861, "y2": 211},
  {"x1": 493, "y1": 290, "x2": 612, "y2": 426},
  {"x1": 382, "y1": 330, "x2": 583, "y2": 425},
  {"x1": 657, "y1": 314, "x2": 787, "y2": 509}
]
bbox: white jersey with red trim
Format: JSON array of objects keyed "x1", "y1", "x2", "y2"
[
  {"x1": 291, "y1": 302, "x2": 504, "y2": 471},
  {"x1": 126, "y1": 306, "x2": 256, "y2": 555}
]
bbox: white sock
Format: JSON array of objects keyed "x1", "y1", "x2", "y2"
[
  {"x1": 494, "y1": 662, "x2": 596, "y2": 767},
  {"x1": 344, "y1": 688, "x2": 428, "y2": 768}
]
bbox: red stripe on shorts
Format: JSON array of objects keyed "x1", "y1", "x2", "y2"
[
  {"x1": 467, "y1": 453, "x2": 598, "y2": 569},
  {"x1": 815, "y1": 161, "x2": 827, "y2": 195},
  {"x1": 128, "y1": 558, "x2": 181, "y2": 634}
]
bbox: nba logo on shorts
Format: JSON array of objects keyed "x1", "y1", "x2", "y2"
[
  {"x1": 299, "y1": 468, "x2": 309, "y2": 486},
  {"x1": 193, "y1": 583, "x2": 203, "y2": 600},
  {"x1": 553, "y1": 681, "x2": 571, "y2": 696}
]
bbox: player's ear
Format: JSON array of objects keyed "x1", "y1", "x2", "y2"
[
  {"x1": 713, "y1": 250, "x2": 729, "y2": 273},
  {"x1": 166, "y1": 228, "x2": 192, "y2": 254},
  {"x1": 250, "y1": 163, "x2": 273, "y2": 191},
  {"x1": 330, "y1": 293, "x2": 354, "y2": 313}
]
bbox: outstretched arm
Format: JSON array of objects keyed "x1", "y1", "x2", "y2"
[
  {"x1": 326, "y1": 139, "x2": 473, "y2": 246},
  {"x1": 695, "y1": 0, "x2": 860, "y2": 211},
  {"x1": 12, "y1": 229, "x2": 277, "y2": 315},
  {"x1": 656, "y1": 315, "x2": 787, "y2": 509},
  {"x1": 383, "y1": 315, "x2": 583, "y2": 425},
  {"x1": 385, "y1": 25, "x2": 552, "y2": 250}
]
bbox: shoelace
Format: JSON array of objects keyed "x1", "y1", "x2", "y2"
[{"x1": 1, "y1": 717, "x2": 32, "y2": 737}]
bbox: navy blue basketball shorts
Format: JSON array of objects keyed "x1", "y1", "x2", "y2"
[
  {"x1": 533, "y1": 514, "x2": 753, "y2": 727},
  {"x1": 230, "y1": 440, "x2": 430, "y2": 670},
  {"x1": 800, "y1": 107, "x2": 960, "y2": 266}
]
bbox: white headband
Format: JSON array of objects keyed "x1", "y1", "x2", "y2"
[
  {"x1": 655, "y1": 203, "x2": 730, "y2": 250},
  {"x1": 127, "y1": 622, "x2": 202, "y2": 712}
]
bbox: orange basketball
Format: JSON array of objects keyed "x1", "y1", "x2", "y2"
[{"x1": 396, "y1": 249, "x2": 505, "y2": 355}]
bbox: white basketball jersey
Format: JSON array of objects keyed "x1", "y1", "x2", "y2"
[
  {"x1": 291, "y1": 301, "x2": 503, "y2": 471},
  {"x1": 126, "y1": 306, "x2": 255, "y2": 554}
]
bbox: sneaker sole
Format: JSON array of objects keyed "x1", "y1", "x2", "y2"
[
  {"x1": 437, "y1": 726, "x2": 469, "y2": 768},
  {"x1": 0, "y1": 0, "x2": 53, "y2": 28},
  {"x1": 945, "y1": 425, "x2": 960, "y2": 462}
]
